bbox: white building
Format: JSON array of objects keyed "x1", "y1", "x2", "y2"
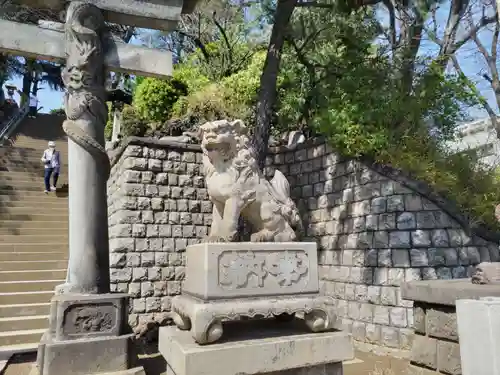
[{"x1": 446, "y1": 117, "x2": 500, "y2": 168}]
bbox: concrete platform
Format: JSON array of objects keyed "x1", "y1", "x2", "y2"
[
  {"x1": 159, "y1": 319, "x2": 354, "y2": 375},
  {"x1": 402, "y1": 279, "x2": 500, "y2": 306}
]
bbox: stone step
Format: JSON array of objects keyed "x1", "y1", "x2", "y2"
[
  {"x1": 0, "y1": 175, "x2": 70, "y2": 184},
  {"x1": 0, "y1": 280, "x2": 62, "y2": 293},
  {"x1": 0, "y1": 195, "x2": 66, "y2": 203},
  {"x1": 0, "y1": 260, "x2": 67, "y2": 271},
  {"x1": 0, "y1": 315, "x2": 48, "y2": 332},
  {"x1": 0, "y1": 166, "x2": 68, "y2": 174},
  {"x1": 0, "y1": 202, "x2": 67, "y2": 211},
  {"x1": 0, "y1": 220, "x2": 68, "y2": 229},
  {"x1": 0, "y1": 171, "x2": 46, "y2": 178},
  {"x1": 3, "y1": 145, "x2": 68, "y2": 152},
  {"x1": 0, "y1": 244, "x2": 67, "y2": 253},
  {"x1": 0, "y1": 342, "x2": 39, "y2": 357},
  {"x1": 1, "y1": 152, "x2": 68, "y2": 161},
  {"x1": 0, "y1": 291, "x2": 54, "y2": 305},
  {"x1": 0, "y1": 213, "x2": 68, "y2": 221},
  {"x1": 0, "y1": 191, "x2": 68, "y2": 199},
  {"x1": 0, "y1": 227, "x2": 68, "y2": 235},
  {"x1": 0, "y1": 252, "x2": 68, "y2": 262},
  {"x1": 0, "y1": 185, "x2": 70, "y2": 194},
  {"x1": 0, "y1": 270, "x2": 66, "y2": 282},
  {"x1": 0, "y1": 303, "x2": 50, "y2": 318},
  {"x1": 0, "y1": 156, "x2": 69, "y2": 164},
  {"x1": 0, "y1": 180, "x2": 69, "y2": 190},
  {"x1": 0, "y1": 234, "x2": 68, "y2": 243},
  {"x1": 0, "y1": 328, "x2": 45, "y2": 347}
]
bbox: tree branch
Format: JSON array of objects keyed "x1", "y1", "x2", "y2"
[
  {"x1": 383, "y1": 0, "x2": 397, "y2": 51},
  {"x1": 176, "y1": 30, "x2": 211, "y2": 62},
  {"x1": 451, "y1": 14, "x2": 496, "y2": 53},
  {"x1": 212, "y1": 11, "x2": 234, "y2": 66}
]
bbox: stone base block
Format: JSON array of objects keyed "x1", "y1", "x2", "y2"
[
  {"x1": 34, "y1": 292, "x2": 144, "y2": 375},
  {"x1": 36, "y1": 332, "x2": 134, "y2": 375},
  {"x1": 407, "y1": 365, "x2": 441, "y2": 375},
  {"x1": 456, "y1": 297, "x2": 500, "y2": 375},
  {"x1": 93, "y1": 367, "x2": 146, "y2": 375},
  {"x1": 183, "y1": 242, "x2": 319, "y2": 300},
  {"x1": 159, "y1": 319, "x2": 353, "y2": 375},
  {"x1": 171, "y1": 294, "x2": 332, "y2": 344}
]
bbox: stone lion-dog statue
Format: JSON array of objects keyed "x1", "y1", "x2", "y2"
[{"x1": 199, "y1": 119, "x2": 303, "y2": 242}]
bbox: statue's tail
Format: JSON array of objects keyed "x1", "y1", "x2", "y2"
[{"x1": 270, "y1": 170, "x2": 304, "y2": 235}]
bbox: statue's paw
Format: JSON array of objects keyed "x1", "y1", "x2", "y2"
[
  {"x1": 250, "y1": 230, "x2": 274, "y2": 242},
  {"x1": 204, "y1": 235, "x2": 235, "y2": 243},
  {"x1": 204, "y1": 235, "x2": 225, "y2": 243}
]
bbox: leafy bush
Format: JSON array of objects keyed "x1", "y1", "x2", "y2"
[
  {"x1": 120, "y1": 105, "x2": 149, "y2": 137},
  {"x1": 134, "y1": 77, "x2": 188, "y2": 122},
  {"x1": 376, "y1": 134, "x2": 500, "y2": 230},
  {"x1": 220, "y1": 51, "x2": 265, "y2": 111},
  {"x1": 175, "y1": 84, "x2": 237, "y2": 124},
  {"x1": 172, "y1": 63, "x2": 211, "y2": 94},
  {"x1": 104, "y1": 102, "x2": 113, "y2": 141},
  {"x1": 49, "y1": 108, "x2": 65, "y2": 115}
]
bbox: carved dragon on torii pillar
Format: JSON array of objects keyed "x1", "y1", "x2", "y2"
[{"x1": 57, "y1": 1, "x2": 111, "y2": 294}]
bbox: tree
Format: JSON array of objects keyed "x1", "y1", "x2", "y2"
[
  {"x1": 251, "y1": 0, "x2": 297, "y2": 169},
  {"x1": 249, "y1": 0, "x2": 497, "y2": 169}
]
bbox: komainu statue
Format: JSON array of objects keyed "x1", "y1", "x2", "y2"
[{"x1": 199, "y1": 119, "x2": 303, "y2": 242}]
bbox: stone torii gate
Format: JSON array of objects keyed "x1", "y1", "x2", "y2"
[{"x1": 0, "y1": 1, "x2": 198, "y2": 374}]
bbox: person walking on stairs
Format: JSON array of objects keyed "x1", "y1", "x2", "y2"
[{"x1": 41, "y1": 141, "x2": 61, "y2": 193}]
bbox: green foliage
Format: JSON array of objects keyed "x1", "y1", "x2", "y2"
[
  {"x1": 49, "y1": 108, "x2": 65, "y2": 115},
  {"x1": 126, "y1": 0, "x2": 499, "y2": 231},
  {"x1": 104, "y1": 102, "x2": 113, "y2": 141},
  {"x1": 171, "y1": 51, "x2": 266, "y2": 125},
  {"x1": 120, "y1": 105, "x2": 149, "y2": 137},
  {"x1": 274, "y1": 3, "x2": 497, "y2": 229},
  {"x1": 172, "y1": 84, "x2": 239, "y2": 125},
  {"x1": 134, "y1": 77, "x2": 187, "y2": 122},
  {"x1": 172, "y1": 62, "x2": 211, "y2": 94},
  {"x1": 220, "y1": 51, "x2": 265, "y2": 109},
  {"x1": 377, "y1": 135, "x2": 500, "y2": 229}
]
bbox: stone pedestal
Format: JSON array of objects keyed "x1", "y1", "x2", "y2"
[
  {"x1": 34, "y1": 293, "x2": 144, "y2": 375},
  {"x1": 159, "y1": 319, "x2": 353, "y2": 375},
  {"x1": 456, "y1": 297, "x2": 500, "y2": 375},
  {"x1": 171, "y1": 242, "x2": 332, "y2": 344}
]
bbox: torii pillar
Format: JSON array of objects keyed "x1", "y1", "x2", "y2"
[{"x1": 0, "y1": 1, "x2": 199, "y2": 374}]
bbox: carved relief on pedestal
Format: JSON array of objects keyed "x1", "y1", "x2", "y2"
[
  {"x1": 218, "y1": 250, "x2": 309, "y2": 290},
  {"x1": 63, "y1": 303, "x2": 116, "y2": 337}
]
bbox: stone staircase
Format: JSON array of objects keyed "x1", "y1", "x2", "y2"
[{"x1": 0, "y1": 114, "x2": 68, "y2": 354}]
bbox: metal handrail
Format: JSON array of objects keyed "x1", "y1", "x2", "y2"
[{"x1": 0, "y1": 103, "x2": 30, "y2": 141}]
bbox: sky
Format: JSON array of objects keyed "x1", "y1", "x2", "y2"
[{"x1": 2, "y1": 2, "x2": 499, "y2": 122}]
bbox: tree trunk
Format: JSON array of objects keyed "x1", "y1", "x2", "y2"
[
  {"x1": 251, "y1": 0, "x2": 297, "y2": 170},
  {"x1": 21, "y1": 59, "x2": 35, "y2": 106}
]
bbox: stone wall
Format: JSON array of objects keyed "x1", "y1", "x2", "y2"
[
  {"x1": 266, "y1": 139, "x2": 500, "y2": 352},
  {"x1": 108, "y1": 137, "x2": 500, "y2": 348},
  {"x1": 402, "y1": 279, "x2": 500, "y2": 375},
  {"x1": 107, "y1": 138, "x2": 210, "y2": 330}
]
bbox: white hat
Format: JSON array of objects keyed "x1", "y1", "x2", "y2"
[{"x1": 48, "y1": 141, "x2": 56, "y2": 147}]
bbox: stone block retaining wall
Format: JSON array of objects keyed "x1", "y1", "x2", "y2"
[
  {"x1": 410, "y1": 303, "x2": 461, "y2": 374},
  {"x1": 266, "y1": 140, "x2": 500, "y2": 351},
  {"x1": 108, "y1": 137, "x2": 500, "y2": 348},
  {"x1": 402, "y1": 279, "x2": 500, "y2": 374},
  {"x1": 107, "y1": 138, "x2": 211, "y2": 329}
]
